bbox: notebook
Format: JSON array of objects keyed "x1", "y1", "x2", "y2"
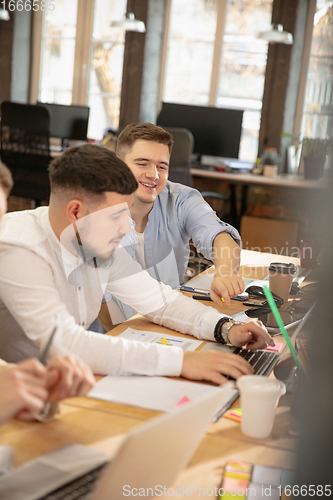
[{"x1": 0, "y1": 386, "x2": 230, "y2": 500}]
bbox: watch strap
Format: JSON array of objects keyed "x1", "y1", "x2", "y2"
[{"x1": 214, "y1": 317, "x2": 233, "y2": 344}]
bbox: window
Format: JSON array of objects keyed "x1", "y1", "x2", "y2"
[
  {"x1": 39, "y1": 0, "x2": 78, "y2": 105},
  {"x1": 163, "y1": 0, "x2": 273, "y2": 161},
  {"x1": 163, "y1": 0, "x2": 218, "y2": 105},
  {"x1": 88, "y1": 0, "x2": 127, "y2": 137},
  {"x1": 34, "y1": 0, "x2": 127, "y2": 140},
  {"x1": 301, "y1": 1, "x2": 333, "y2": 140},
  {"x1": 217, "y1": 0, "x2": 272, "y2": 161}
]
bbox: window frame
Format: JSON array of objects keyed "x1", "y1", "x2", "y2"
[{"x1": 30, "y1": 0, "x2": 95, "y2": 107}]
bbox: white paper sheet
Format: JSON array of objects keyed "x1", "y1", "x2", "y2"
[
  {"x1": 118, "y1": 328, "x2": 203, "y2": 351},
  {"x1": 88, "y1": 375, "x2": 238, "y2": 413}
]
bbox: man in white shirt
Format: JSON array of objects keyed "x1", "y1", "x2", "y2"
[
  {"x1": 0, "y1": 145, "x2": 273, "y2": 384},
  {"x1": 0, "y1": 161, "x2": 95, "y2": 425}
]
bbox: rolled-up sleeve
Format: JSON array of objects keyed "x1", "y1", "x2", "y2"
[
  {"x1": 0, "y1": 245, "x2": 184, "y2": 377},
  {"x1": 176, "y1": 190, "x2": 241, "y2": 260}
]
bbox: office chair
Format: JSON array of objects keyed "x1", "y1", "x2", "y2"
[
  {"x1": 164, "y1": 127, "x2": 230, "y2": 278},
  {"x1": 165, "y1": 126, "x2": 229, "y2": 214},
  {"x1": 165, "y1": 127, "x2": 195, "y2": 186},
  {"x1": 0, "y1": 101, "x2": 52, "y2": 205}
]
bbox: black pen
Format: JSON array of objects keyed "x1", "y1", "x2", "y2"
[{"x1": 39, "y1": 326, "x2": 58, "y2": 365}]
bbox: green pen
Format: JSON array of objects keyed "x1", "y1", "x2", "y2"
[{"x1": 263, "y1": 285, "x2": 303, "y2": 373}]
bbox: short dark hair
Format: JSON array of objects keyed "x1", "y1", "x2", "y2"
[
  {"x1": 48, "y1": 144, "x2": 138, "y2": 197},
  {"x1": 0, "y1": 161, "x2": 13, "y2": 196},
  {"x1": 117, "y1": 122, "x2": 173, "y2": 159}
]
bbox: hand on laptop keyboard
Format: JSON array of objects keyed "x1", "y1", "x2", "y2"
[
  {"x1": 181, "y1": 350, "x2": 254, "y2": 385},
  {"x1": 228, "y1": 320, "x2": 275, "y2": 350}
]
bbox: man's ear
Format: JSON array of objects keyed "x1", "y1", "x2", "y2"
[{"x1": 65, "y1": 199, "x2": 87, "y2": 223}]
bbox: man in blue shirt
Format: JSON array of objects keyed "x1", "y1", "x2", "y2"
[{"x1": 100, "y1": 123, "x2": 245, "y2": 326}]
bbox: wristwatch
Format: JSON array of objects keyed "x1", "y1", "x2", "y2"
[
  {"x1": 214, "y1": 318, "x2": 243, "y2": 345},
  {"x1": 222, "y1": 319, "x2": 243, "y2": 344}
]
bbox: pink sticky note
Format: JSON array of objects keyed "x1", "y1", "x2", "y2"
[
  {"x1": 265, "y1": 341, "x2": 282, "y2": 353},
  {"x1": 177, "y1": 396, "x2": 191, "y2": 407}
]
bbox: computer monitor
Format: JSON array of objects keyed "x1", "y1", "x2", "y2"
[
  {"x1": 157, "y1": 102, "x2": 243, "y2": 159},
  {"x1": 37, "y1": 102, "x2": 90, "y2": 143}
]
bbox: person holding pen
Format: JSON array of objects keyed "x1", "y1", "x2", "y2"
[
  {"x1": 0, "y1": 149, "x2": 273, "y2": 386},
  {"x1": 0, "y1": 356, "x2": 95, "y2": 425},
  {"x1": 0, "y1": 162, "x2": 94, "y2": 425}
]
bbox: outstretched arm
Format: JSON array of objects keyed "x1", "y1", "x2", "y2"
[{"x1": 210, "y1": 232, "x2": 245, "y2": 306}]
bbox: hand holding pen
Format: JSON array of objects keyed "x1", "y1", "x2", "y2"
[{"x1": 39, "y1": 324, "x2": 95, "y2": 402}]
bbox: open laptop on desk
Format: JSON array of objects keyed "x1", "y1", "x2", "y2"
[
  {"x1": 0, "y1": 387, "x2": 229, "y2": 500},
  {"x1": 202, "y1": 304, "x2": 314, "y2": 378}
]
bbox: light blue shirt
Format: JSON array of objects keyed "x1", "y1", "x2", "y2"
[{"x1": 107, "y1": 181, "x2": 241, "y2": 321}]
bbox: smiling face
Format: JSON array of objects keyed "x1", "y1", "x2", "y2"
[{"x1": 122, "y1": 140, "x2": 170, "y2": 207}]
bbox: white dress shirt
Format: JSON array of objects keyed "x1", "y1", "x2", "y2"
[{"x1": 0, "y1": 207, "x2": 227, "y2": 376}]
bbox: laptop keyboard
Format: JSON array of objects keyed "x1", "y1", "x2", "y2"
[
  {"x1": 39, "y1": 463, "x2": 108, "y2": 500},
  {"x1": 232, "y1": 347, "x2": 278, "y2": 376}
]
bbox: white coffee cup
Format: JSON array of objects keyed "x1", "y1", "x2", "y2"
[{"x1": 236, "y1": 376, "x2": 286, "y2": 439}]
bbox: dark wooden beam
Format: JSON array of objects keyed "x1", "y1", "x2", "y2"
[
  {"x1": 258, "y1": 0, "x2": 299, "y2": 157},
  {"x1": 0, "y1": 1, "x2": 14, "y2": 104},
  {"x1": 118, "y1": 0, "x2": 148, "y2": 132}
]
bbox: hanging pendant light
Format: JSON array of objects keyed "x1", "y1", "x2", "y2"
[
  {"x1": 257, "y1": 23, "x2": 293, "y2": 45},
  {"x1": 110, "y1": 12, "x2": 146, "y2": 33}
]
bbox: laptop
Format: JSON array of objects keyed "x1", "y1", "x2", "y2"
[
  {"x1": 0, "y1": 386, "x2": 230, "y2": 500},
  {"x1": 201, "y1": 303, "x2": 314, "y2": 378}
]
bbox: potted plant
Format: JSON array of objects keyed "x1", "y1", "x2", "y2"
[{"x1": 302, "y1": 137, "x2": 332, "y2": 180}]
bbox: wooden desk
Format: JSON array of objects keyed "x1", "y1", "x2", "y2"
[
  {"x1": 190, "y1": 167, "x2": 326, "y2": 228},
  {"x1": 0, "y1": 250, "x2": 301, "y2": 497},
  {"x1": 0, "y1": 404, "x2": 296, "y2": 499},
  {"x1": 64, "y1": 250, "x2": 301, "y2": 455},
  {"x1": 190, "y1": 168, "x2": 326, "y2": 190}
]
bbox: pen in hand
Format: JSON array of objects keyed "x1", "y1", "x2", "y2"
[{"x1": 39, "y1": 326, "x2": 58, "y2": 365}]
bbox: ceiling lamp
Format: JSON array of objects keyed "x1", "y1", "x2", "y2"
[
  {"x1": 258, "y1": 23, "x2": 293, "y2": 45},
  {"x1": 0, "y1": 8, "x2": 10, "y2": 21},
  {"x1": 110, "y1": 12, "x2": 146, "y2": 33}
]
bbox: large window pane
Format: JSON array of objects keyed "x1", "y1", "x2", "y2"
[
  {"x1": 87, "y1": 0, "x2": 127, "y2": 139},
  {"x1": 217, "y1": 0, "x2": 273, "y2": 161},
  {"x1": 301, "y1": 1, "x2": 333, "y2": 140},
  {"x1": 164, "y1": 0, "x2": 218, "y2": 105},
  {"x1": 39, "y1": 0, "x2": 78, "y2": 104}
]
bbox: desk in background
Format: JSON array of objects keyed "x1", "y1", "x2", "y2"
[{"x1": 190, "y1": 166, "x2": 326, "y2": 231}]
